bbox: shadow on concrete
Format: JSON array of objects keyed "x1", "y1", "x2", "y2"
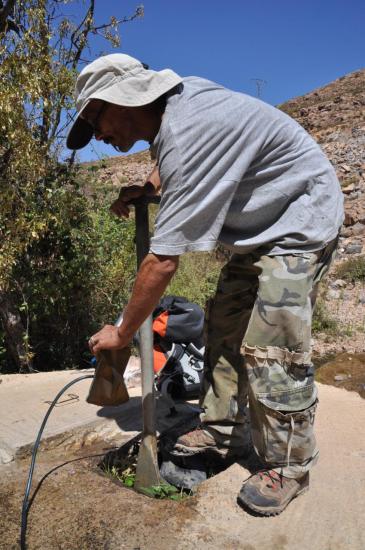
[
  {"x1": 96, "y1": 395, "x2": 202, "y2": 436},
  {"x1": 97, "y1": 396, "x2": 143, "y2": 432}
]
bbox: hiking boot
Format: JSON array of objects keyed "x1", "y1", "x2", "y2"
[
  {"x1": 171, "y1": 425, "x2": 248, "y2": 459},
  {"x1": 237, "y1": 470, "x2": 309, "y2": 516}
]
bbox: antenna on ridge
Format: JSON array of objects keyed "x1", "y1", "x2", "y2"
[{"x1": 251, "y1": 78, "x2": 268, "y2": 99}]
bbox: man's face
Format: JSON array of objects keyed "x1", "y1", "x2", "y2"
[{"x1": 81, "y1": 99, "x2": 159, "y2": 152}]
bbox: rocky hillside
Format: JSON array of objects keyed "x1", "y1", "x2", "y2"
[
  {"x1": 279, "y1": 68, "x2": 365, "y2": 235},
  {"x1": 82, "y1": 68, "x2": 365, "y2": 357},
  {"x1": 81, "y1": 149, "x2": 154, "y2": 190}
]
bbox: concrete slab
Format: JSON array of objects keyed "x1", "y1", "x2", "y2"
[
  {"x1": 0, "y1": 359, "x2": 143, "y2": 464},
  {"x1": 0, "y1": 357, "x2": 200, "y2": 465}
]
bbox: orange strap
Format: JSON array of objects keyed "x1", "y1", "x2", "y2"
[
  {"x1": 153, "y1": 346, "x2": 166, "y2": 374},
  {"x1": 153, "y1": 310, "x2": 169, "y2": 338}
]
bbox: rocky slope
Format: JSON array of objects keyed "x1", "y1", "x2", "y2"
[
  {"x1": 279, "y1": 68, "x2": 365, "y2": 234},
  {"x1": 82, "y1": 68, "x2": 365, "y2": 357},
  {"x1": 81, "y1": 149, "x2": 154, "y2": 190}
]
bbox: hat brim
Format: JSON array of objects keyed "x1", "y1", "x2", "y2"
[
  {"x1": 66, "y1": 117, "x2": 94, "y2": 150},
  {"x1": 67, "y1": 67, "x2": 182, "y2": 150}
]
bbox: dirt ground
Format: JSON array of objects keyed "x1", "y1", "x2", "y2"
[{"x1": 0, "y1": 440, "x2": 196, "y2": 550}]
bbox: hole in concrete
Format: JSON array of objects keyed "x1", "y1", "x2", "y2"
[
  {"x1": 98, "y1": 432, "x2": 230, "y2": 499},
  {"x1": 99, "y1": 438, "x2": 139, "y2": 489}
]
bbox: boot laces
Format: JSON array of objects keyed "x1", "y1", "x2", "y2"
[{"x1": 259, "y1": 469, "x2": 283, "y2": 489}]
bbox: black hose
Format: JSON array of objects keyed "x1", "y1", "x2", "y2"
[{"x1": 20, "y1": 374, "x2": 94, "y2": 550}]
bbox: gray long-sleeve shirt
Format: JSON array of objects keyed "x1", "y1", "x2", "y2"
[{"x1": 150, "y1": 77, "x2": 344, "y2": 256}]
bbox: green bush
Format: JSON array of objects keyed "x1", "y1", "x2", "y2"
[
  {"x1": 0, "y1": 0, "x2": 143, "y2": 373},
  {"x1": 1, "y1": 165, "x2": 225, "y2": 373},
  {"x1": 16, "y1": 181, "x2": 97, "y2": 371},
  {"x1": 167, "y1": 252, "x2": 222, "y2": 308},
  {"x1": 334, "y1": 256, "x2": 365, "y2": 282},
  {"x1": 88, "y1": 203, "x2": 136, "y2": 326},
  {"x1": 148, "y1": 203, "x2": 222, "y2": 307},
  {"x1": 1, "y1": 175, "x2": 136, "y2": 373}
]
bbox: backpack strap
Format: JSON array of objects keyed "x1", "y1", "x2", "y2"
[{"x1": 153, "y1": 310, "x2": 169, "y2": 338}]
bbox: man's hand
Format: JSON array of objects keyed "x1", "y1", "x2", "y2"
[
  {"x1": 110, "y1": 165, "x2": 160, "y2": 218},
  {"x1": 89, "y1": 324, "x2": 129, "y2": 354}
]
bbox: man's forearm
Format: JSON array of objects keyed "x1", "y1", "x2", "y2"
[
  {"x1": 117, "y1": 253, "x2": 179, "y2": 344},
  {"x1": 89, "y1": 253, "x2": 178, "y2": 353}
]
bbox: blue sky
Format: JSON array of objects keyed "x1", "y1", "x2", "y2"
[{"x1": 71, "y1": 0, "x2": 364, "y2": 162}]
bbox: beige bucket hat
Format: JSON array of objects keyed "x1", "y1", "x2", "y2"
[{"x1": 67, "y1": 53, "x2": 182, "y2": 150}]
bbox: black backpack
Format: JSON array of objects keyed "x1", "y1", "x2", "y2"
[{"x1": 152, "y1": 296, "x2": 205, "y2": 401}]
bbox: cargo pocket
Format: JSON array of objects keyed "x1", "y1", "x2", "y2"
[
  {"x1": 250, "y1": 386, "x2": 318, "y2": 467},
  {"x1": 258, "y1": 383, "x2": 317, "y2": 412}
]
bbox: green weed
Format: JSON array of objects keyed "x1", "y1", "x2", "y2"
[
  {"x1": 103, "y1": 463, "x2": 135, "y2": 486},
  {"x1": 103, "y1": 463, "x2": 190, "y2": 501},
  {"x1": 341, "y1": 324, "x2": 354, "y2": 337},
  {"x1": 335, "y1": 256, "x2": 365, "y2": 282},
  {"x1": 312, "y1": 299, "x2": 339, "y2": 334},
  {"x1": 139, "y1": 483, "x2": 191, "y2": 501}
]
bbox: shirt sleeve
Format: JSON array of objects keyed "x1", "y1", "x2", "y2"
[{"x1": 149, "y1": 122, "x2": 240, "y2": 255}]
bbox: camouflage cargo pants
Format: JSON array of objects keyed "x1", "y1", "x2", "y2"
[{"x1": 200, "y1": 238, "x2": 338, "y2": 478}]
